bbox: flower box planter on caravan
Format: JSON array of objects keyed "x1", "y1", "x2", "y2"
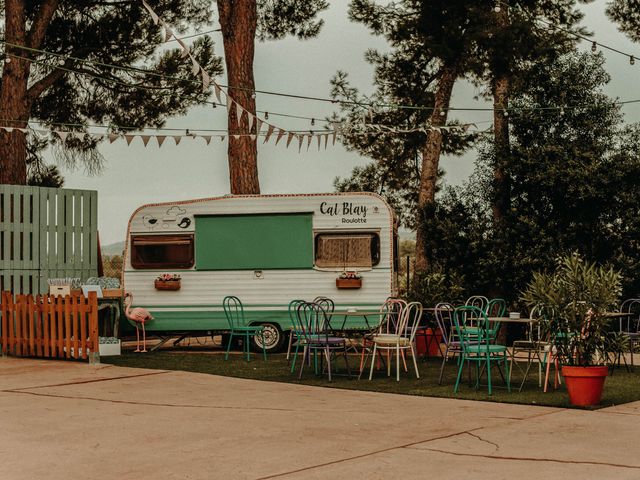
[{"x1": 122, "y1": 193, "x2": 398, "y2": 353}]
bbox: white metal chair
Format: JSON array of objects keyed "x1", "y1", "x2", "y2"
[{"x1": 367, "y1": 301, "x2": 423, "y2": 381}]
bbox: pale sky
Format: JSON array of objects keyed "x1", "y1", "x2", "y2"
[{"x1": 58, "y1": 0, "x2": 640, "y2": 245}]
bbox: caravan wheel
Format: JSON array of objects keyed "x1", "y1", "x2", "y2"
[{"x1": 250, "y1": 323, "x2": 285, "y2": 353}]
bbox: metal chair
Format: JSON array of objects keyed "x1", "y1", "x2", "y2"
[
  {"x1": 619, "y1": 299, "x2": 640, "y2": 368},
  {"x1": 359, "y1": 298, "x2": 406, "y2": 374},
  {"x1": 367, "y1": 301, "x2": 423, "y2": 381},
  {"x1": 453, "y1": 305, "x2": 511, "y2": 395},
  {"x1": 294, "y1": 301, "x2": 351, "y2": 381},
  {"x1": 222, "y1": 296, "x2": 267, "y2": 362},
  {"x1": 509, "y1": 306, "x2": 551, "y2": 391},
  {"x1": 434, "y1": 302, "x2": 459, "y2": 384},
  {"x1": 286, "y1": 299, "x2": 306, "y2": 372}
]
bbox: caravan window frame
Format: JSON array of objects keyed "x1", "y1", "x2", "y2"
[
  {"x1": 130, "y1": 234, "x2": 195, "y2": 269},
  {"x1": 313, "y1": 231, "x2": 381, "y2": 269}
]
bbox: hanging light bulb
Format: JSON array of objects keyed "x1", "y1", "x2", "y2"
[
  {"x1": 631, "y1": 56, "x2": 636, "y2": 65},
  {"x1": 503, "y1": 110, "x2": 509, "y2": 117},
  {"x1": 265, "y1": 112, "x2": 269, "y2": 120},
  {"x1": 251, "y1": 92, "x2": 256, "y2": 99},
  {"x1": 591, "y1": 41, "x2": 597, "y2": 53},
  {"x1": 5, "y1": 56, "x2": 11, "y2": 63},
  {"x1": 559, "y1": 108, "x2": 565, "y2": 116},
  {"x1": 494, "y1": 5, "x2": 501, "y2": 13},
  {"x1": 311, "y1": 118, "x2": 315, "y2": 126},
  {"x1": 439, "y1": 110, "x2": 446, "y2": 116}
]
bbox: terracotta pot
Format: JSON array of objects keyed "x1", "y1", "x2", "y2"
[
  {"x1": 561, "y1": 365, "x2": 608, "y2": 407},
  {"x1": 335, "y1": 278, "x2": 362, "y2": 289},
  {"x1": 154, "y1": 279, "x2": 181, "y2": 291}
]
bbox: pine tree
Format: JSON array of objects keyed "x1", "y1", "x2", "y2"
[
  {"x1": 0, "y1": 0, "x2": 223, "y2": 185},
  {"x1": 216, "y1": 0, "x2": 328, "y2": 194}
]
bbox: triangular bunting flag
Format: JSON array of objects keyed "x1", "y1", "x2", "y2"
[
  {"x1": 125, "y1": 135, "x2": 135, "y2": 146},
  {"x1": 298, "y1": 134, "x2": 304, "y2": 153},
  {"x1": 306, "y1": 134, "x2": 313, "y2": 150},
  {"x1": 220, "y1": 135, "x2": 225, "y2": 142},
  {"x1": 108, "y1": 133, "x2": 119, "y2": 143},
  {"x1": 2, "y1": 127, "x2": 14, "y2": 133},
  {"x1": 163, "y1": 26, "x2": 173, "y2": 42},
  {"x1": 141, "y1": 135, "x2": 151, "y2": 147},
  {"x1": 324, "y1": 134, "x2": 329, "y2": 150},
  {"x1": 173, "y1": 136, "x2": 182, "y2": 145},
  {"x1": 191, "y1": 57, "x2": 200, "y2": 75},
  {"x1": 247, "y1": 113, "x2": 255, "y2": 132},
  {"x1": 201, "y1": 135, "x2": 212, "y2": 145},
  {"x1": 142, "y1": 0, "x2": 159, "y2": 25},
  {"x1": 176, "y1": 38, "x2": 190, "y2": 57},
  {"x1": 57, "y1": 131, "x2": 69, "y2": 142},
  {"x1": 157, "y1": 135, "x2": 167, "y2": 147},
  {"x1": 286, "y1": 132, "x2": 295, "y2": 148},
  {"x1": 264, "y1": 124, "x2": 275, "y2": 143},
  {"x1": 232, "y1": 134, "x2": 240, "y2": 140},
  {"x1": 317, "y1": 134, "x2": 321, "y2": 151},
  {"x1": 235, "y1": 102, "x2": 244, "y2": 126},
  {"x1": 255, "y1": 118, "x2": 263, "y2": 135},
  {"x1": 17, "y1": 128, "x2": 28, "y2": 133},
  {"x1": 250, "y1": 134, "x2": 256, "y2": 141},
  {"x1": 200, "y1": 68, "x2": 210, "y2": 91},
  {"x1": 228, "y1": 99, "x2": 236, "y2": 119},
  {"x1": 332, "y1": 129, "x2": 337, "y2": 145},
  {"x1": 73, "y1": 131, "x2": 86, "y2": 141},
  {"x1": 275, "y1": 128, "x2": 286, "y2": 145}
]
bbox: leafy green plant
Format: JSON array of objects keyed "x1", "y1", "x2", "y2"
[
  {"x1": 407, "y1": 267, "x2": 465, "y2": 307},
  {"x1": 521, "y1": 253, "x2": 622, "y2": 366}
]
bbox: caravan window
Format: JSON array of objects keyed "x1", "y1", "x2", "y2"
[
  {"x1": 314, "y1": 233, "x2": 380, "y2": 268},
  {"x1": 131, "y1": 234, "x2": 194, "y2": 269}
]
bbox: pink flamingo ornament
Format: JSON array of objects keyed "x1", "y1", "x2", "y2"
[{"x1": 124, "y1": 293, "x2": 154, "y2": 352}]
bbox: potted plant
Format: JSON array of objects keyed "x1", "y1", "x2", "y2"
[
  {"x1": 336, "y1": 271, "x2": 362, "y2": 289},
  {"x1": 154, "y1": 273, "x2": 181, "y2": 291},
  {"x1": 521, "y1": 252, "x2": 622, "y2": 406}
]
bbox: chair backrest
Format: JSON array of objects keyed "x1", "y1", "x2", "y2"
[
  {"x1": 402, "y1": 301, "x2": 424, "y2": 343},
  {"x1": 434, "y1": 302, "x2": 455, "y2": 345},
  {"x1": 313, "y1": 296, "x2": 335, "y2": 319},
  {"x1": 486, "y1": 298, "x2": 506, "y2": 318},
  {"x1": 620, "y1": 298, "x2": 640, "y2": 333},
  {"x1": 465, "y1": 295, "x2": 489, "y2": 312},
  {"x1": 223, "y1": 295, "x2": 245, "y2": 329},
  {"x1": 377, "y1": 297, "x2": 406, "y2": 334},
  {"x1": 295, "y1": 301, "x2": 329, "y2": 342},
  {"x1": 288, "y1": 299, "x2": 306, "y2": 331},
  {"x1": 454, "y1": 305, "x2": 491, "y2": 351}
]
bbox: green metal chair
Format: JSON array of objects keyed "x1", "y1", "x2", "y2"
[
  {"x1": 453, "y1": 305, "x2": 511, "y2": 395},
  {"x1": 223, "y1": 295, "x2": 267, "y2": 362}
]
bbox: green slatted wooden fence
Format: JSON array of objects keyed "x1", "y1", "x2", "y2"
[{"x1": 0, "y1": 185, "x2": 98, "y2": 295}]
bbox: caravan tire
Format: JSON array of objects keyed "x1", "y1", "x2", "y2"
[{"x1": 250, "y1": 323, "x2": 285, "y2": 353}]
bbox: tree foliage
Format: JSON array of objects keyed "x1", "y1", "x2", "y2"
[{"x1": 0, "y1": 0, "x2": 223, "y2": 182}]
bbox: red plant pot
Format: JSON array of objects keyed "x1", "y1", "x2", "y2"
[{"x1": 561, "y1": 366, "x2": 608, "y2": 407}]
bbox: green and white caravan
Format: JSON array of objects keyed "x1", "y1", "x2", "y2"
[{"x1": 122, "y1": 192, "x2": 398, "y2": 352}]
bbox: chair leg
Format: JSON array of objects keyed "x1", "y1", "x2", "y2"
[
  {"x1": 487, "y1": 357, "x2": 492, "y2": 395},
  {"x1": 396, "y1": 344, "x2": 400, "y2": 382},
  {"x1": 298, "y1": 346, "x2": 308, "y2": 380},
  {"x1": 505, "y1": 354, "x2": 511, "y2": 393},
  {"x1": 454, "y1": 355, "x2": 465, "y2": 393},
  {"x1": 343, "y1": 345, "x2": 351, "y2": 377},
  {"x1": 245, "y1": 331, "x2": 251, "y2": 362},
  {"x1": 225, "y1": 332, "x2": 234, "y2": 360},
  {"x1": 401, "y1": 349, "x2": 408, "y2": 372},
  {"x1": 369, "y1": 344, "x2": 378, "y2": 380},
  {"x1": 261, "y1": 332, "x2": 267, "y2": 361},
  {"x1": 325, "y1": 346, "x2": 332, "y2": 382},
  {"x1": 411, "y1": 344, "x2": 420, "y2": 379},
  {"x1": 286, "y1": 330, "x2": 293, "y2": 361}
]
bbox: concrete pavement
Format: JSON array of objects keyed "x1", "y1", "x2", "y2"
[{"x1": 1, "y1": 357, "x2": 638, "y2": 479}]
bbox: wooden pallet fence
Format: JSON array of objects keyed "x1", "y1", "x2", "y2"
[{"x1": 0, "y1": 291, "x2": 99, "y2": 361}]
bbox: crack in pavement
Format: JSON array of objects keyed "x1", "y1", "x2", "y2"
[
  {"x1": 413, "y1": 447, "x2": 640, "y2": 471},
  {"x1": 254, "y1": 427, "x2": 490, "y2": 480},
  {"x1": 3, "y1": 370, "x2": 171, "y2": 391},
  {"x1": 465, "y1": 431, "x2": 500, "y2": 452}
]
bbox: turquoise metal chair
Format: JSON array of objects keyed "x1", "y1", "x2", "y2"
[
  {"x1": 223, "y1": 296, "x2": 267, "y2": 362},
  {"x1": 453, "y1": 305, "x2": 511, "y2": 395}
]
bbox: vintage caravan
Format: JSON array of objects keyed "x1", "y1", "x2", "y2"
[{"x1": 122, "y1": 193, "x2": 398, "y2": 351}]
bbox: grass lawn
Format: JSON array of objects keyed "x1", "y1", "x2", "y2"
[{"x1": 102, "y1": 346, "x2": 640, "y2": 409}]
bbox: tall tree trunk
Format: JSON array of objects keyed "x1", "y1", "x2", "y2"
[
  {"x1": 217, "y1": 0, "x2": 260, "y2": 195},
  {"x1": 414, "y1": 64, "x2": 458, "y2": 276},
  {"x1": 492, "y1": 3, "x2": 511, "y2": 223},
  {"x1": 0, "y1": 0, "x2": 29, "y2": 185}
]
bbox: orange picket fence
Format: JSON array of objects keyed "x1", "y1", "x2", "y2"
[{"x1": 1, "y1": 291, "x2": 99, "y2": 362}]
